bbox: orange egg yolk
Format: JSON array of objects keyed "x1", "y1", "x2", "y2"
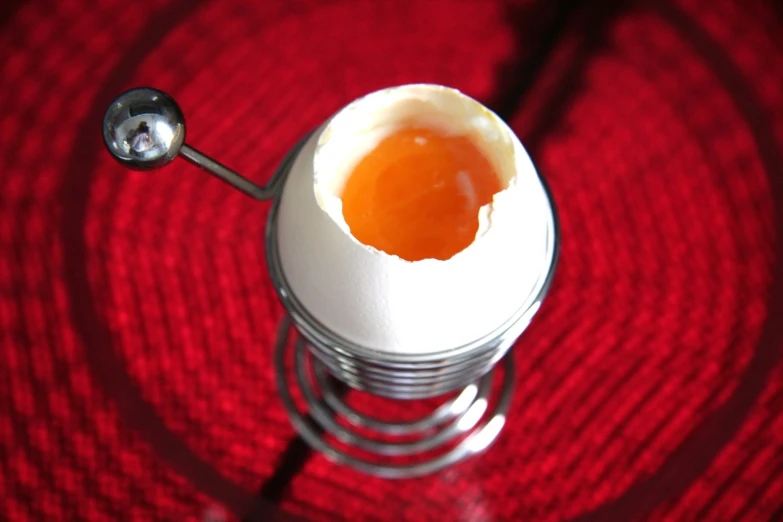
[{"x1": 341, "y1": 127, "x2": 503, "y2": 262}]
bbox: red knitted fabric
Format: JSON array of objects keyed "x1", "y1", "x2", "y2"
[{"x1": 1, "y1": 0, "x2": 781, "y2": 520}]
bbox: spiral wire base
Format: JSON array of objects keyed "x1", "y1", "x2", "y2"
[{"x1": 274, "y1": 317, "x2": 516, "y2": 479}]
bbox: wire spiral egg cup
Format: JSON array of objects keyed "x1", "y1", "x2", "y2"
[
  {"x1": 102, "y1": 89, "x2": 559, "y2": 478},
  {"x1": 265, "y1": 137, "x2": 560, "y2": 477}
]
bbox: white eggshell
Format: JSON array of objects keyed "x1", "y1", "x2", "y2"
[{"x1": 276, "y1": 84, "x2": 552, "y2": 354}]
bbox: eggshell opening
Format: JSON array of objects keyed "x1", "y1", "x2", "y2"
[
  {"x1": 313, "y1": 84, "x2": 518, "y2": 261},
  {"x1": 275, "y1": 84, "x2": 553, "y2": 353}
]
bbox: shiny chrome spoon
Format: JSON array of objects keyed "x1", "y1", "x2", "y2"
[{"x1": 102, "y1": 87, "x2": 275, "y2": 201}]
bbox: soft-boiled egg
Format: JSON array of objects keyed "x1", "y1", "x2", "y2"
[{"x1": 276, "y1": 84, "x2": 552, "y2": 354}]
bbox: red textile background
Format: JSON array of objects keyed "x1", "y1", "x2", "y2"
[{"x1": 1, "y1": 0, "x2": 782, "y2": 520}]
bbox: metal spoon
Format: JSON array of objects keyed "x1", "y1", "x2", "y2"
[{"x1": 102, "y1": 87, "x2": 275, "y2": 201}]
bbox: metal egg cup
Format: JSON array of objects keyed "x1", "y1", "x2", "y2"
[{"x1": 103, "y1": 87, "x2": 559, "y2": 478}]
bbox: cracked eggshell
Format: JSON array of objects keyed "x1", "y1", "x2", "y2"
[{"x1": 276, "y1": 84, "x2": 550, "y2": 354}]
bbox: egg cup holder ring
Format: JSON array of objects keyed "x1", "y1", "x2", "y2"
[{"x1": 103, "y1": 87, "x2": 560, "y2": 479}]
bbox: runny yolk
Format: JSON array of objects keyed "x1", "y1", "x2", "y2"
[{"x1": 340, "y1": 127, "x2": 503, "y2": 262}]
